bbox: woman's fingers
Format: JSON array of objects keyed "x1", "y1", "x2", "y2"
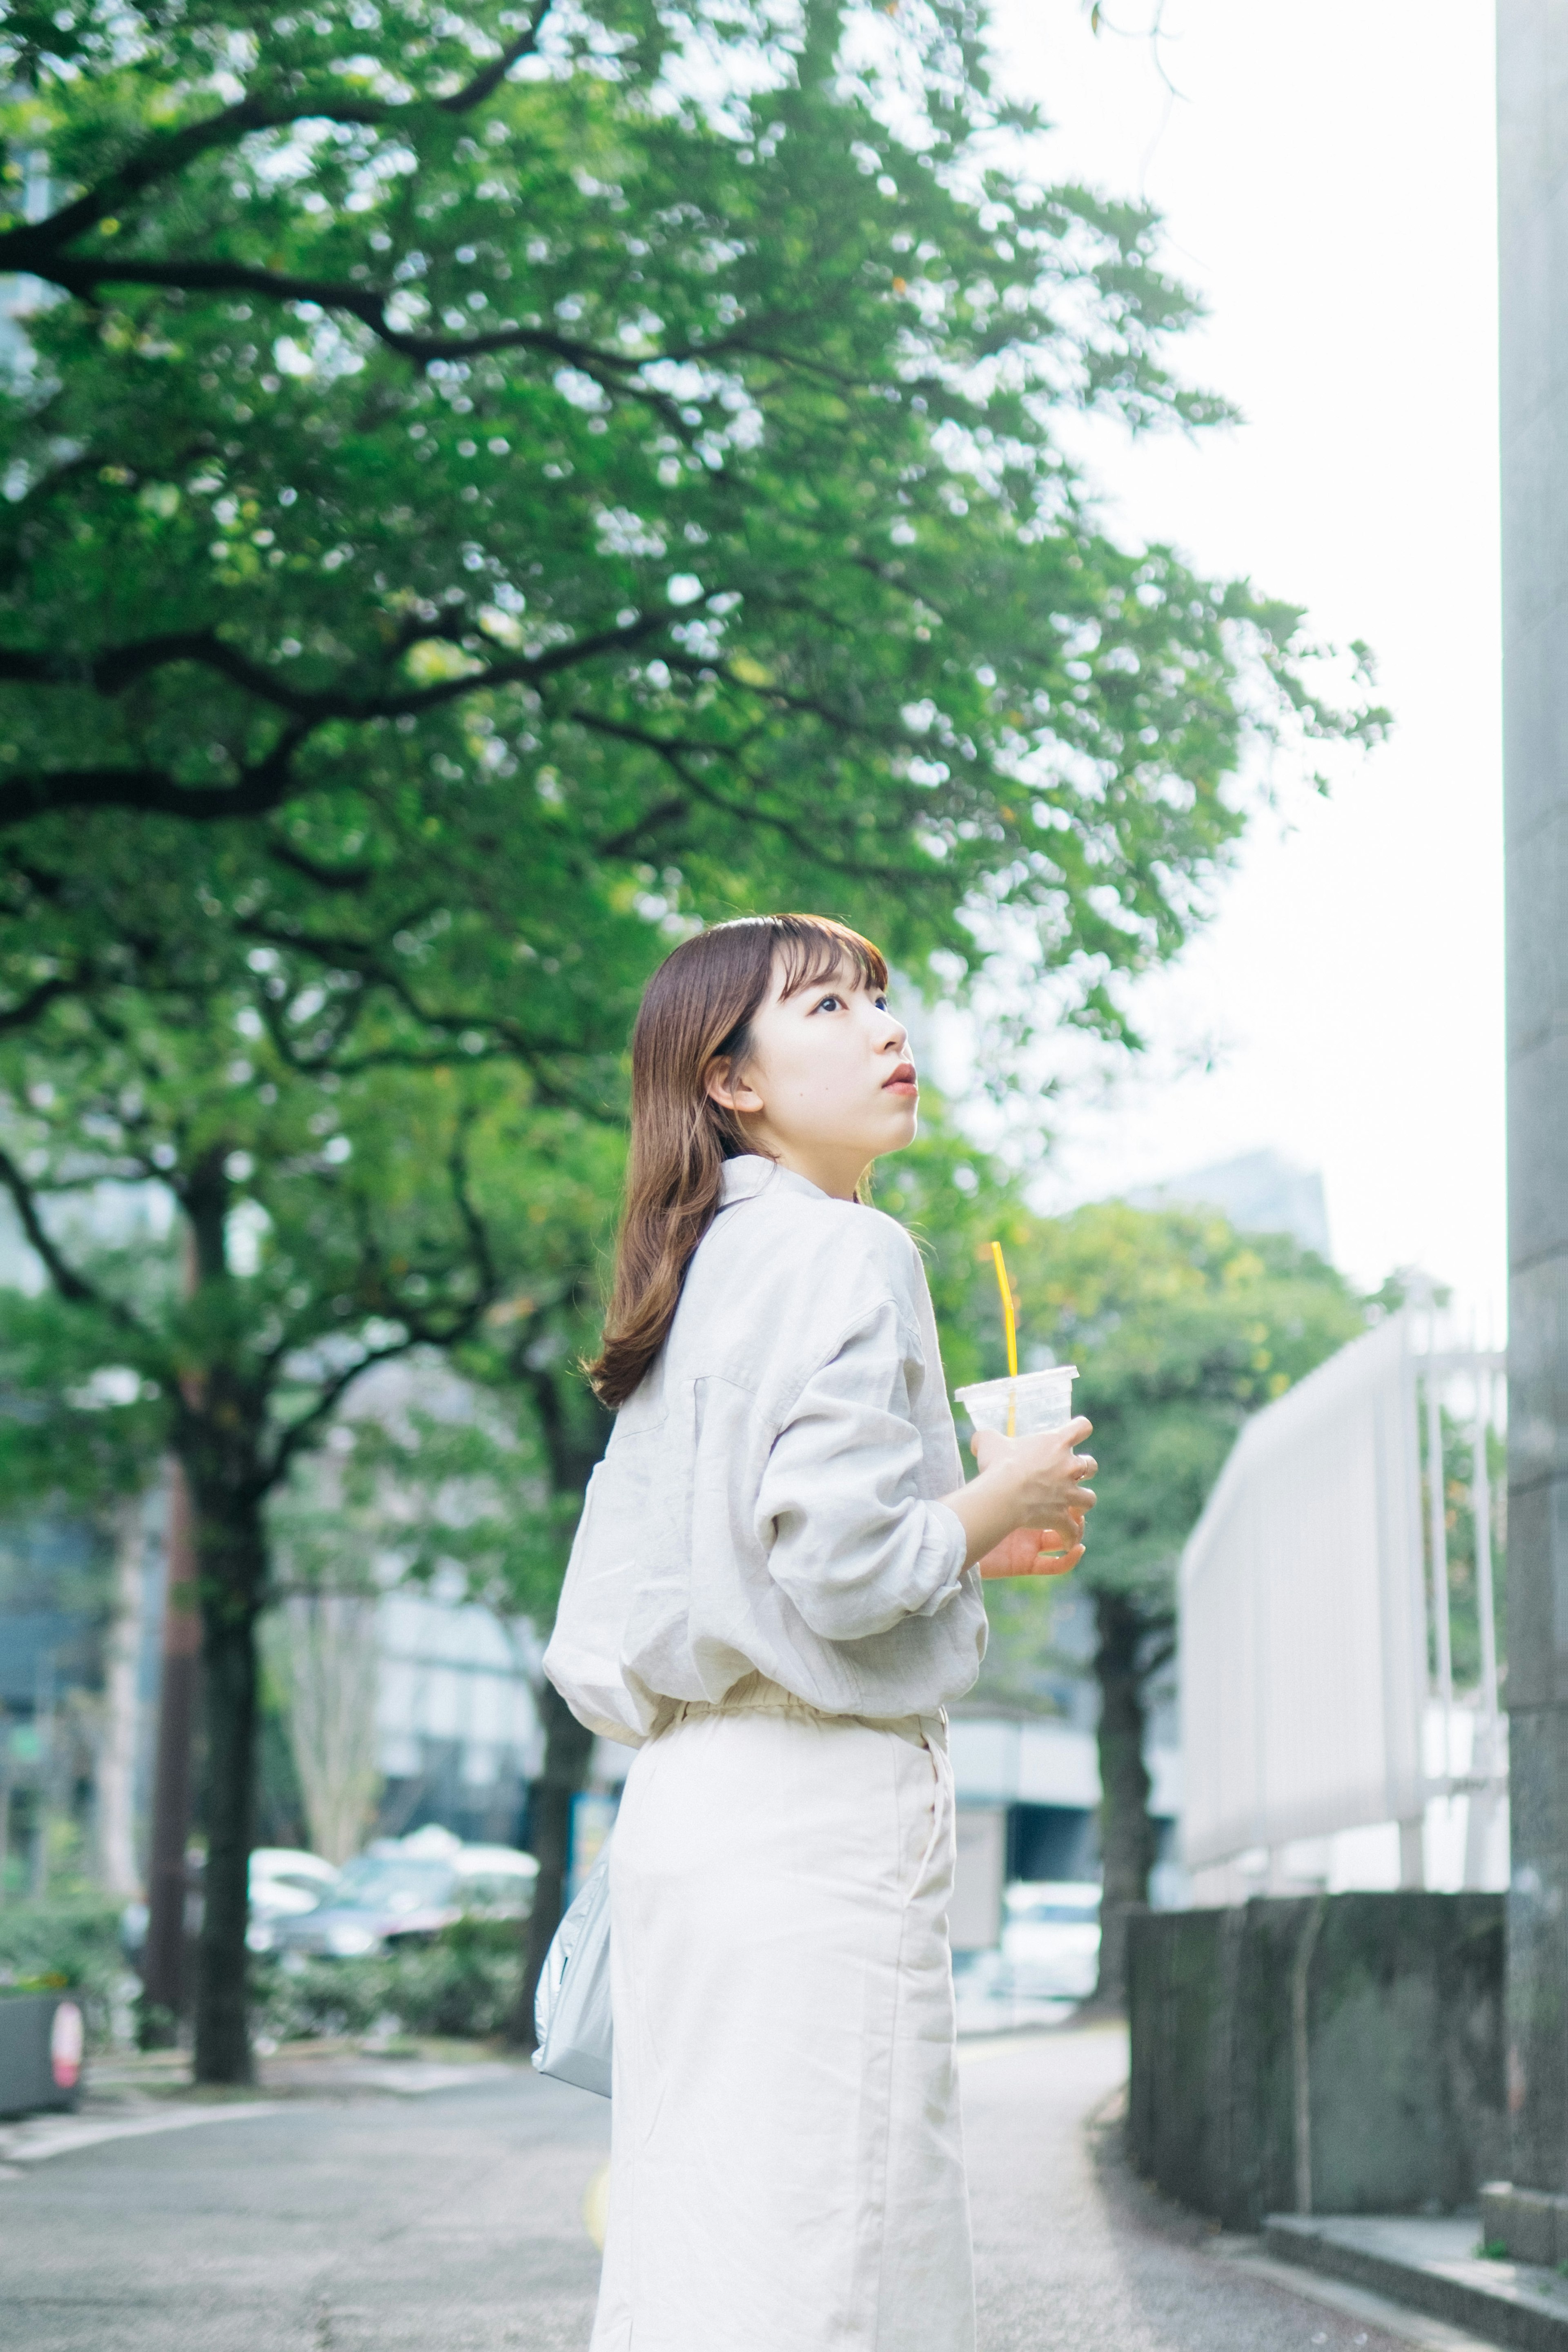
[
  {"x1": 977, "y1": 1526, "x2": 1047, "y2": 1578},
  {"x1": 976, "y1": 1521, "x2": 1089, "y2": 1579},
  {"x1": 1036, "y1": 1517, "x2": 1082, "y2": 1550},
  {"x1": 1033, "y1": 1542, "x2": 1084, "y2": 1577}
]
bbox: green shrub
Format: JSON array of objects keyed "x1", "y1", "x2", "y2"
[
  {"x1": 251, "y1": 1953, "x2": 392, "y2": 2044},
  {"x1": 0, "y1": 1899, "x2": 126, "y2": 2044},
  {"x1": 252, "y1": 1916, "x2": 522, "y2": 2045}
]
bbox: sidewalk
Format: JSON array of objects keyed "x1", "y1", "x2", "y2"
[
  {"x1": 963, "y1": 2026, "x2": 1481, "y2": 2352},
  {"x1": 2, "y1": 2022, "x2": 1464, "y2": 2350}
]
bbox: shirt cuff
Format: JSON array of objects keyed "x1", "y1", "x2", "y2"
[{"x1": 909, "y1": 1499, "x2": 971, "y2": 1618}]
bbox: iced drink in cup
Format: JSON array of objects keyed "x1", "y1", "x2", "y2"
[{"x1": 953, "y1": 1364, "x2": 1079, "y2": 1438}]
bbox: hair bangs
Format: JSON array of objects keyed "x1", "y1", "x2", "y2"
[{"x1": 771, "y1": 914, "x2": 889, "y2": 1003}]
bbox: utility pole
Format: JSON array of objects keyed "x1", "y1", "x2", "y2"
[
  {"x1": 1495, "y1": 0, "x2": 1568, "y2": 2227},
  {"x1": 139, "y1": 1459, "x2": 199, "y2": 2040}
]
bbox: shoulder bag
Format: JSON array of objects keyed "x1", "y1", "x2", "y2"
[{"x1": 531, "y1": 1844, "x2": 612, "y2": 2098}]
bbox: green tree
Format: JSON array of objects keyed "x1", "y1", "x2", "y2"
[
  {"x1": 285, "y1": 1182, "x2": 613, "y2": 2045},
  {"x1": 0, "y1": 0, "x2": 1385, "y2": 2076},
  {"x1": 924, "y1": 1192, "x2": 1367, "y2": 2004},
  {"x1": 0, "y1": 959, "x2": 624, "y2": 2078},
  {"x1": 0, "y1": 0, "x2": 1379, "y2": 1011}
]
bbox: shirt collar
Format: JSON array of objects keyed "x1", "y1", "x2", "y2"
[{"x1": 718, "y1": 1154, "x2": 835, "y2": 1208}]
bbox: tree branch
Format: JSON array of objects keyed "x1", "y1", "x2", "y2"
[
  {"x1": 447, "y1": 1110, "x2": 498, "y2": 1305},
  {"x1": 4, "y1": 609, "x2": 668, "y2": 718},
  {"x1": 593, "y1": 792, "x2": 692, "y2": 859},
  {"x1": 263, "y1": 1220, "x2": 499, "y2": 1488},
  {"x1": 33, "y1": 252, "x2": 689, "y2": 387},
  {"x1": 0, "y1": 94, "x2": 390, "y2": 274},
  {"x1": 566, "y1": 708, "x2": 927, "y2": 885},
  {"x1": 263, "y1": 1334, "x2": 422, "y2": 1489},
  {"x1": 0, "y1": 746, "x2": 312, "y2": 828},
  {"x1": 0, "y1": 971, "x2": 86, "y2": 1038},
  {"x1": 0, "y1": 1143, "x2": 149, "y2": 1340},
  {"x1": 265, "y1": 840, "x2": 376, "y2": 892},
  {"x1": 438, "y1": 4, "x2": 558, "y2": 112},
  {"x1": 0, "y1": 609, "x2": 675, "y2": 826},
  {"x1": 0, "y1": 1, "x2": 552, "y2": 278}
]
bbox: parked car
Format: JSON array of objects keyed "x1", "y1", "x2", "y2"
[
  {"x1": 1000, "y1": 1881, "x2": 1101, "y2": 1999},
  {"x1": 122, "y1": 1846, "x2": 340, "y2": 1962},
  {"x1": 247, "y1": 1849, "x2": 341, "y2": 1954},
  {"x1": 274, "y1": 1828, "x2": 538, "y2": 1960}
]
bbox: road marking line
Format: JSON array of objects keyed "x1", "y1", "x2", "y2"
[{"x1": 0, "y1": 2102, "x2": 285, "y2": 2170}]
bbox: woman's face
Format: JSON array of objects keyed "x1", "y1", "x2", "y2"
[{"x1": 706, "y1": 958, "x2": 918, "y2": 1200}]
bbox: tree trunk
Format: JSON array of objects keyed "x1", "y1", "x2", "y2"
[
  {"x1": 1092, "y1": 1589, "x2": 1158, "y2": 2011},
  {"x1": 189, "y1": 1479, "x2": 268, "y2": 2086},
  {"x1": 510, "y1": 1676, "x2": 595, "y2": 2051}
]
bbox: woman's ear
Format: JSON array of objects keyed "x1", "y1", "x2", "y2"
[{"x1": 704, "y1": 1054, "x2": 763, "y2": 1116}]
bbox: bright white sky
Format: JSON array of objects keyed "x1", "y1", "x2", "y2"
[{"x1": 971, "y1": 0, "x2": 1503, "y2": 1325}]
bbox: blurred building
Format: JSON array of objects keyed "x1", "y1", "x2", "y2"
[
  {"x1": 1127, "y1": 1147, "x2": 1331, "y2": 1258},
  {"x1": 0, "y1": 1497, "x2": 165, "y2": 1900},
  {"x1": 373, "y1": 1577, "x2": 542, "y2": 1849}
]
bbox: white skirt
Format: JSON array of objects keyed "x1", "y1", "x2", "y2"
[{"x1": 590, "y1": 1676, "x2": 975, "y2": 2352}]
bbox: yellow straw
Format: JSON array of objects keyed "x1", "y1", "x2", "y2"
[{"x1": 990, "y1": 1240, "x2": 1018, "y2": 1436}]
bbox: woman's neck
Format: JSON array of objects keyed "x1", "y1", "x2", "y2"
[{"x1": 741, "y1": 1136, "x2": 868, "y2": 1202}]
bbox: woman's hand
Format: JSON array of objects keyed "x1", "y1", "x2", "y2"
[
  {"x1": 939, "y1": 1416, "x2": 1096, "y2": 1578},
  {"x1": 973, "y1": 1521, "x2": 1085, "y2": 1581},
  {"x1": 971, "y1": 1420, "x2": 1096, "y2": 1534}
]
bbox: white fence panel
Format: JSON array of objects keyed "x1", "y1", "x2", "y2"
[{"x1": 1180, "y1": 1312, "x2": 1428, "y2": 1871}]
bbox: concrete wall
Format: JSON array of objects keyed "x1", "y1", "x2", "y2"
[{"x1": 1127, "y1": 1895, "x2": 1505, "y2": 2231}]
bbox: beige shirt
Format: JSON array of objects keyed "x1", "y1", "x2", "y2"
[{"x1": 544, "y1": 1155, "x2": 987, "y2": 1744}]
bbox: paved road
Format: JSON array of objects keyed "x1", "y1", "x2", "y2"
[
  {"x1": 4, "y1": 2025, "x2": 1417, "y2": 2351},
  {"x1": 4, "y1": 2067, "x2": 609, "y2": 2352}
]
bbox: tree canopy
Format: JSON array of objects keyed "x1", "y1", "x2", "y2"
[{"x1": 0, "y1": 0, "x2": 1383, "y2": 1077}]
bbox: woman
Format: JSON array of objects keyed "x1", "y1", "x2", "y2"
[{"x1": 545, "y1": 913, "x2": 1096, "y2": 2352}]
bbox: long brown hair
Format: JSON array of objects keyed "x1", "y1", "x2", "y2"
[{"x1": 587, "y1": 913, "x2": 890, "y2": 1408}]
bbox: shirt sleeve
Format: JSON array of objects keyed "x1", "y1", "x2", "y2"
[{"x1": 754, "y1": 1297, "x2": 969, "y2": 1642}]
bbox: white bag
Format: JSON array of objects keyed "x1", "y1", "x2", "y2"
[{"x1": 531, "y1": 1844, "x2": 612, "y2": 2098}]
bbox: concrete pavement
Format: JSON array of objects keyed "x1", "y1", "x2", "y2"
[
  {"x1": 1, "y1": 2023, "x2": 1461, "y2": 2350},
  {"x1": 3, "y1": 2064, "x2": 609, "y2": 2352}
]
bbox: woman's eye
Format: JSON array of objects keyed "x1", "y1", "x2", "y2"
[{"x1": 815, "y1": 994, "x2": 840, "y2": 1013}]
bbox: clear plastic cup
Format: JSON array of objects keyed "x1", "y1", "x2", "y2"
[{"x1": 953, "y1": 1364, "x2": 1079, "y2": 1437}]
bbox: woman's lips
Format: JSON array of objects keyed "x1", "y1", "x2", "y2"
[{"x1": 883, "y1": 1064, "x2": 918, "y2": 1094}]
